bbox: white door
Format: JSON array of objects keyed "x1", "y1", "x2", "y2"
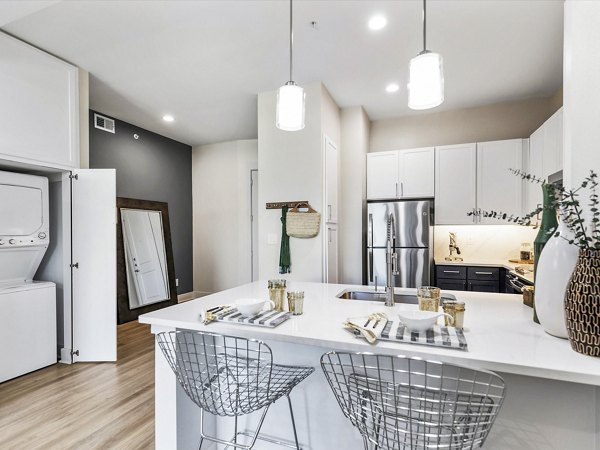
[
  {"x1": 543, "y1": 108, "x2": 563, "y2": 178},
  {"x1": 435, "y1": 143, "x2": 477, "y2": 225},
  {"x1": 324, "y1": 136, "x2": 339, "y2": 223},
  {"x1": 71, "y1": 169, "x2": 117, "y2": 362},
  {"x1": 399, "y1": 147, "x2": 435, "y2": 198},
  {"x1": 477, "y1": 139, "x2": 524, "y2": 224},
  {"x1": 121, "y1": 210, "x2": 169, "y2": 306},
  {"x1": 325, "y1": 224, "x2": 338, "y2": 283},
  {"x1": 367, "y1": 151, "x2": 400, "y2": 200},
  {"x1": 250, "y1": 169, "x2": 259, "y2": 282}
]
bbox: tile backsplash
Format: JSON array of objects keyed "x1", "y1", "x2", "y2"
[{"x1": 434, "y1": 225, "x2": 538, "y2": 261}]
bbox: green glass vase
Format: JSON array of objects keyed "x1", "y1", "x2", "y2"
[{"x1": 533, "y1": 184, "x2": 559, "y2": 323}]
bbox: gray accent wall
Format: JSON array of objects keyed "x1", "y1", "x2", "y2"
[{"x1": 89, "y1": 110, "x2": 193, "y2": 295}]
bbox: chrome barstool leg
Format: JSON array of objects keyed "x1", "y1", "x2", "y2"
[
  {"x1": 233, "y1": 415, "x2": 238, "y2": 445},
  {"x1": 286, "y1": 395, "x2": 300, "y2": 450},
  {"x1": 362, "y1": 435, "x2": 370, "y2": 450}
]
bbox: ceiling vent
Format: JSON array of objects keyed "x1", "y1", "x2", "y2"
[{"x1": 94, "y1": 113, "x2": 115, "y2": 134}]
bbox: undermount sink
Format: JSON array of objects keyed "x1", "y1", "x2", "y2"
[
  {"x1": 336, "y1": 289, "x2": 418, "y2": 304},
  {"x1": 336, "y1": 289, "x2": 457, "y2": 305}
]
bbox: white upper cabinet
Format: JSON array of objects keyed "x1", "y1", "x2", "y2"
[
  {"x1": 367, "y1": 147, "x2": 434, "y2": 200},
  {"x1": 0, "y1": 32, "x2": 79, "y2": 169},
  {"x1": 543, "y1": 108, "x2": 563, "y2": 178},
  {"x1": 524, "y1": 107, "x2": 563, "y2": 215},
  {"x1": 324, "y1": 135, "x2": 339, "y2": 223},
  {"x1": 367, "y1": 151, "x2": 399, "y2": 200},
  {"x1": 477, "y1": 139, "x2": 525, "y2": 224},
  {"x1": 435, "y1": 143, "x2": 477, "y2": 225},
  {"x1": 399, "y1": 147, "x2": 435, "y2": 198}
]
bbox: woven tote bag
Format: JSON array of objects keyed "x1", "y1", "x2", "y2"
[{"x1": 286, "y1": 203, "x2": 321, "y2": 238}]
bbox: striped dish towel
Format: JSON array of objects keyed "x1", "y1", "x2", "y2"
[
  {"x1": 214, "y1": 308, "x2": 291, "y2": 328},
  {"x1": 379, "y1": 320, "x2": 468, "y2": 350}
]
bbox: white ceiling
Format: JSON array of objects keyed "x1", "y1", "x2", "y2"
[{"x1": 2, "y1": 0, "x2": 564, "y2": 146}]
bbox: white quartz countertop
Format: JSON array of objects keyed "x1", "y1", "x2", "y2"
[
  {"x1": 435, "y1": 258, "x2": 534, "y2": 284},
  {"x1": 139, "y1": 281, "x2": 600, "y2": 386}
]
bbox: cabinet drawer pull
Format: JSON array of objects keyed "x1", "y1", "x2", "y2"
[
  {"x1": 443, "y1": 270, "x2": 460, "y2": 274},
  {"x1": 475, "y1": 271, "x2": 494, "y2": 275}
]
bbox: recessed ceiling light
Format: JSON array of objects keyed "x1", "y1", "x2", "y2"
[
  {"x1": 385, "y1": 83, "x2": 400, "y2": 93},
  {"x1": 162, "y1": 115, "x2": 174, "y2": 122},
  {"x1": 368, "y1": 15, "x2": 387, "y2": 31}
]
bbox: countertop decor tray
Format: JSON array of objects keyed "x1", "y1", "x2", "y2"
[
  {"x1": 351, "y1": 319, "x2": 468, "y2": 351},
  {"x1": 212, "y1": 308, "x2": 291, "y2": 328}
]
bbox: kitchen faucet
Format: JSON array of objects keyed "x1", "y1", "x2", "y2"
[
  {"x1": 385, "y1": 213, "x2": 399, "y2": 307},
  {"x1": 445, "y1": 232, "x2": 463, "y2": 261}
]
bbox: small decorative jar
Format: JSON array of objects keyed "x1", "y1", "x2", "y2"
[
  {"x1": 442, "y1": 300, "x2": 465, "y2": 328},
  {"x1": 268, "y1": 279, "x2": 287, "y2": 311}
]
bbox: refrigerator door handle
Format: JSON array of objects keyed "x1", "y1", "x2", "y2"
[
  {"x1": 368, "y1": 213, "x2": 373, "y2": 247},
  {"x1": 368, "y1": 248, "x2": 374, "y2": 282}
]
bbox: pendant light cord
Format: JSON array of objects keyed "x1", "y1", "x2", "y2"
[
  {"x1": 289, "y1": 0, "x2": 293, "y2": 81},
  {"x1": 422, "y1": 0, "x2": 427, "y2": 53}
]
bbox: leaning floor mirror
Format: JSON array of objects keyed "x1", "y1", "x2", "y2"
[{"x1": 117, "y1": 198, "x2": 178, "y2": 324}]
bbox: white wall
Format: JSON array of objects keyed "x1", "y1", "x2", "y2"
[
  {"x1": 340, "y1": 106, "x2": 370, "y2": 284},
  {"x1": 370, "y1": 94, "x2": 562, "y2": 152},
  {"x1": 258, "y1": 82, "x2": 341, "y2": 282},
  {"x1": 192, "y1": 139, "x2": 257, "y2": 293},
  {"x1": 563, "y1": 0, "x2": 600, "y2": 189}
]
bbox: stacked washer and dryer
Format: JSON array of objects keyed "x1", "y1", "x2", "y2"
[{"x1": 0, "y1": 170, "x2": 56, "y2": 383}]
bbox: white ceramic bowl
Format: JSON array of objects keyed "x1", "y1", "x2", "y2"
[
  {"x1": 397, "y1": 310, "x2": 452, "y2": 332},
  {"x1": 236, "y1": 298, "x2": 274, "y2": 317}
]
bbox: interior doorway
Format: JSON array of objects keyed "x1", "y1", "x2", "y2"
[{"x1": 250, "y1": 169, "x2": 258, "y2": 281}]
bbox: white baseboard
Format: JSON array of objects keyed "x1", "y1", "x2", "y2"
[
  {"x1": 178, "y1": 291, "x2": 212, "y2": 303},
  {"x1": 59, "y1": 348, "x2": 72, "y2": 364}
]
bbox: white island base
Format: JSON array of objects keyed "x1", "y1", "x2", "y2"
[{"x1": 141, "y1": 282, "x2": 600, "y2": 450}]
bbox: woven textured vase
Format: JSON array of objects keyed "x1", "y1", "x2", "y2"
[{"x1": 565, "y1": 249, "x2": 600, "y2": 356}]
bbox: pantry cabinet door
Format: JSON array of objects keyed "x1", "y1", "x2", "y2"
[
  {"x1": 0, "y1": 32, "x2": 79, "y2": 169},
  {"x1": 324, "y1": 135, "x2": 338, "y2": 223},
  {"x1": 435, "y1": 143, "x2": 477, "y2": 224},
  {"x1": 399, "y1": 147, "x2": 435, "y2": 198},
  {"x1": 367, "y1": 151, "x2": 400, "y2": 200},
  {"x1": 477, "y1": 139, "x2": 524, "y2": 224},
  {"x1": 71, "y1": 169, "x2": 116, "y2": 362}
]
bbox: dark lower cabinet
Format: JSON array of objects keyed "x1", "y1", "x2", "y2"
[
  {"x1": 467, "y1": 280, "x2": 500, "y2": 293},
  {"x1": 437, "y1": 279, "x2": 467, "y2": 291},
  {"x1": 436, "y1": 264, "x2": 501, "y2": 293}
]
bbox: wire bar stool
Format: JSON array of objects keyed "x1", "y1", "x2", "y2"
[
  {"x1": 321, "y1": 352, "x2": 505, "y2": 450},
  {"x1": 157, "y1": 330, "x2": 314, "y2": 450}
]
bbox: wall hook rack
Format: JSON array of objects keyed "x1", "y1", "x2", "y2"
[{"x1": 265, "y1": 201, "x2": 308, "y2": 210}]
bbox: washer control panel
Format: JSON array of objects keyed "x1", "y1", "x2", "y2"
[{"x1": 0, "y1": 230, "x2": 49, "y2": 247}]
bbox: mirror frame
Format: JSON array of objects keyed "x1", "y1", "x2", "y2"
[{"x1": 116, "y1": 197, "x2": 178, "y2": 324}]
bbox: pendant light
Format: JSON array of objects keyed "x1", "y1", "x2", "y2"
[
  {"x1": 276, "y1": 0, "x2": 305, "y2": 131},
  {"x1": 408, "y1": 0, "x2": 444, "y2": 110}
]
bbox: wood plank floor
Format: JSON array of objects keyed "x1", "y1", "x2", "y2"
[{"x1": 0, "y1": 321, "x2": 155, "y2": 450}]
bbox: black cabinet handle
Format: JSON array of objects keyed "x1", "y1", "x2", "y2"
[{"x1": 443, "y1": 270, "x2": 460, "y2": 274}]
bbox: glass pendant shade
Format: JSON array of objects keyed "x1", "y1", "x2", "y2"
[
  {"x1": 276, "y1": 82, "x2": 305, "y2": 131},
  {"x1": 408, "y1": 51, "x2": 444, "y2": 110}
]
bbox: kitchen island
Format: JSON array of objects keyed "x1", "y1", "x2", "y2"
[{"x1": 140, "y1": 281, "x2": 600, "y2": 450}]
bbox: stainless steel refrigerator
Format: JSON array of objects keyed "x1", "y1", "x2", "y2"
[{"x1": 366, "y1": 200, "x2": 433, "y2": 288}]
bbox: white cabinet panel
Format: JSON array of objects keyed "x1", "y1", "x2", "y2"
[
  {"x1": 400, "y1": 147, "x2": 435, "y2": 198},
  {"x1": 0, "y1": 32, "x2": 79, "y2": 169},
  {"x1": 367, "y1": 151, "x2": 399, "y2": 200},
  {"x1": 543, "y1": 108, "x2": 563, "y2": 178},
  {"x1": 325, "y1": 224, "x2": 338, "y2": 284},
  {"x1": 477, "y1": 139, "x2": 524, "y2": 224},
  {"x1": 72, "y1": 169, "x2": 116, "y2": 362},
  {"x1": 324, "y1": 135, "x2": 338, "y2": 223},
  {"x1": 435, "y1": 143, "x2": 477, "y2": 225},
  {"x1": 526, "y1": 129, "x2": 544, "y2": 215}
]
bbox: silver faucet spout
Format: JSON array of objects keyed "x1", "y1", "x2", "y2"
[{"x1": 385, "y1": 213, "x2": 399, "y2": 307}]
